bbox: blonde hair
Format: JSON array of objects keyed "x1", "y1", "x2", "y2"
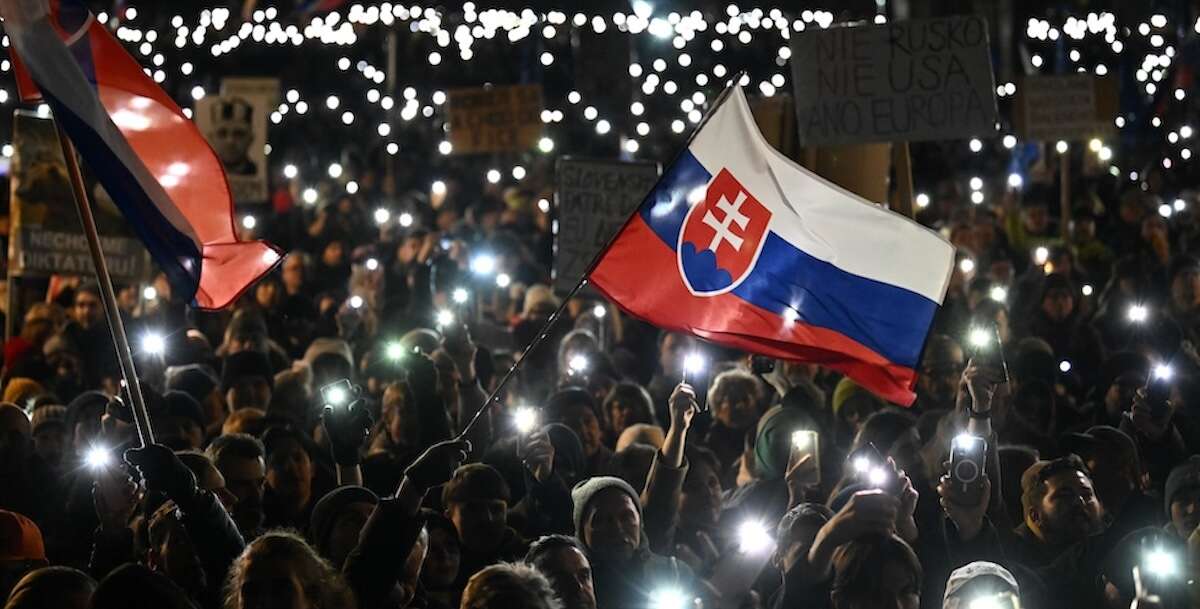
[{"x1": 223, "y1": 530, "x2": 355, "y2": 609}]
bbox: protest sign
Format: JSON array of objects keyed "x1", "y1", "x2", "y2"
[
  {"x1": 8, "y1": 111, "x2": 150, "y2": 280},
  {"x1": 554, "y1": 158, "x2": 660, "y2": 293},
  {"x1": 1015, "y1": 74, "x2": 1117, "y2": 142},
  {"x1": 791, "y1": 16, "x2": 998, "y2": 146},
  {"x1": 448, "y1": 84, "x2": 543, "y2": 154},
  {"x1": 194, "y1": 77, "x2": 277, "y2": 203}
]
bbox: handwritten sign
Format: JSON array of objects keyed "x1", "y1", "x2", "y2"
[
  {"x1": 448, "y1": 84, "x2": 543, "y2": 154},
  {"x1": 554, "y1": 159, "x2": 660, "y2": 293},
  {"x1": 1015, "y1": 74, "x2": 1117, "y2": 142},
  {"x1": 790, "y1": 16, "x2": 997, "y2": 146}
]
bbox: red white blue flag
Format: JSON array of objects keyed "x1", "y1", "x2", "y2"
[
  {"x1": 2, "y1": 0, "x2": 282, "y2": 309},
  {"x1": 590, "y1": 86, "x2": 955, "y2": 404}
]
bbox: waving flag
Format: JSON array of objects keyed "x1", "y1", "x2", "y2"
[
  {"x1": 590, "y1": 86, "x2": 955, "y2": 405},
  {"x1": 2, "y1": 0, "x2": 281, "y2": 309}
]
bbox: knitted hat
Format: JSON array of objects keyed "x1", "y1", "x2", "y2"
[
  {"x1": 308, "y1": 486, "x2": 379, "y2": 555},
  {"x1": 164, "y1": 364, "x2": 219, "y2": 403},
  {"x1": 0, "y1": 509, "x2": 45, "y2": 561},
  {"x1": 570, "y1": 476, "x2": 643, "y2": 540},
  {"x1": 30, "y1": 405, "x2": 66, "y2": 436},
  {"x1": 221, "y1": 351, "x2": 274, "y2": 392},
  {"x1": 754, "y1": 405, "x2": 817, "y2": 481},
  {"x1": 1165, "y1": 456, "x2": 1200, "y2": 516},
  {"x1": 3, "y1": 377, "x2": 45, "y2": 407}
]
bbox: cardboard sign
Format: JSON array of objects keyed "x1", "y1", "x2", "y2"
[
  {"x1": 791, "y1": 16, "x2": 998, "y2": 146},
  {"x1": 554, "y1": 158, "x2": 660, "y2": 293},
  {"x1": 448, "y1": 84, "x2": 543, "y2": 154},
  {"x1": 194, "y1": 77, "x2": 277, "y2": 203},
  {"x1": 1015, "y1": 74, "x2": 1118, "y2": 142},
  {"x1": 8, "y1": 111, "x2": 150, "y2": 279}
]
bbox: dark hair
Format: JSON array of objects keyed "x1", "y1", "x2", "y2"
[
  {"x1": 602, "y1": 383, "x2": 657, "y2": 429},
  {"x1": 830, "y1": 534, "x2": 922, "y2": 606},
  {"x1": 206, "y1": 433, "x2": 265, "y2": 464},
  {"x1": 92, "y1": 563, "x2": 198, "y2": 609},
  {"x1": 850, "y1": 410, "x2": 917, "y2": 455},
  {"x1": 442, "y1": 463, "x2": 511, "y2": 506},
  {"x1": 524, "y1": 534, "x2": 585, "y2": 568},
  {"x1": 461, "y1": 563, "x2": 562, "y2": 609}
]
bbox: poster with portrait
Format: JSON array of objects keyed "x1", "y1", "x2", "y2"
[{"x1": 194, "y1": 77, "x2": 277, "y2": 203}]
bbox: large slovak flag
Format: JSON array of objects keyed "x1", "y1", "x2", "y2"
[
  {"x1": 2, "y1": 0, "x2": 281, "y2": 309},
  {"x1": 590, "y1": 86, "x2": 955, "y2": 405}
]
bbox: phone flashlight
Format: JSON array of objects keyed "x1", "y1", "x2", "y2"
[
  {"x1": 967, "y1": 327, "x2": 992, "y2": 349},
  {"x1": 470, "y1": 254, "x2": 496, "y2": 276},
  {"x1": 735, "y1": 520, "x2": 774, "y2": 555},
  {"x1": 440, "y1": 238, "x2": 452, "y2": 250},
  {"x1": 513, "y1": 406, "x2": 539, "y2": 435},
  {"x1": 989, "y1": 285, "x2": 1007, "y2": 303},
  {"x1": 792, "y1": 430, "x2": 814, "y2": 450},
  {"x1": 1059, "y1": 360, "x2": 1072, "y2": 373},
  {"x1": 1144, "y1": 548, "x2": 1178, "y2": 577},
  {"x1": 649, "y1": 587, "x2": 690, "y2": 609},
  {"x1": 85, "y1": 445, "x2": 113, "y2": 469},
  {"x1": 682, "y1": 352, "x2": 705, "y2": 383},
  {"x1": 435, "y1": 309, "x2": 455, "y2": 327},
  {"x1": 1034, "y1": 246, "x2": 1049, "y2": 265},
  {"x1": 567, "y1": 354, "x2": 589, "y2": 375},
  {"x1": 1128, "y1": 304, "x2": 1149, "y2": 323},
  {"x1": 385, "y1": 341, "x2": 405, "y2": 362},
  {"x1": 321, "y1": 379, "x2": 353, "y2": 407},
  {"x1": 349, "y1": 295, "x2": 364, "y2": 309},
  {"x1": 592, "y1": 304, "x2": 607, "y2": 319},
  {"x1": 853, "y1": 455, "x2": 871, "y2": 474},
  {"x1": 1154, "y1": 363, "x2": 1174, "y2": 381},
  {"x1": 451, "y1": 287, "x2": 470, "y2": 304},
  {"x1": 141, "y1": 331, "x2": 166, "y2": 356}
]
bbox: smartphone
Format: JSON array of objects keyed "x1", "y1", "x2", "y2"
[
  {"x1": 848, "y1": 443, "x2": 896, "y2": 494},
  {"x1": 1145, "y1": 363, "x2": 1173, "y2": 419},
  {"x1": 790, "y1": 430, "x2": 821, "y2": 487},
  {"x1": 320, "y1": 379, "x2": 354, "y2": 407},
  {"x1": 750, "y1": 355, "x2": 776, "y2": 375},
  {"x1": 966, "y1": 323, "x2": 1011, "y2": 385},
  {"x1": 949, "y1": 433, "x2": 987, "y2": 501}
]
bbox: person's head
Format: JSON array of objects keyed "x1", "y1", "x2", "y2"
[
  {"x1": 606, "y1": 443, "x2": 656, "y2": 493},
  {"x1": 224, "y1": 311, "x2": 269, "y2": 355},
  {"x1": 262, "y1": 427, "x2": 315, "y2": 509},
  {"x1": 525, "y1": 535, "x2": 596, "y2": 609},
  {"x1": 223, "y1": 531, "x2": 354, "y2": 609},
  {"x1": 1099, "y1": 528, "x2": 1187, "y2": 609},
  {"x1": 178, "y1": 451, "x2": 238, "y2": 512},
  {"x1": 1021, "y1": 201, "x2": 1049, "y2": 234},
  {"x1": 917, "y1": 335, "x2": 964, "y2": 408},
  {"x1": 1062, "y1": 426, "x2": 1143, "y2": 512},
  {"x1": 614, "y1": 424, "x2": 664, "y2": 452},
  {"x1": 1170, "y1": 256, "x2": 1200, "y2": 311},
  {"x1": 380, "y1": 382, "x2": 420, "y2": 448},
  {"x1": 832, "y1": 378, "x2": 885, "y2": 442},
  {"x1": 1040, "y1": 274, "x2": 1077, "y2": 322},
  {"x1": 545, "y1": 389, "x2": 603, "y2": 458},
  {"x1": 602, "y1": 383, "x2": 656, "y2": 435},
  {"x1": 851, "y1": 410, "x2": 922, "y2": 479},
  {"x1": 1165, "y1": 456, "x2": 1200, "y2": 539},
  {"x1": 680, "y1": 447, "x2": 724, "y2": 532},
  {"x1": 281, "y1": 255, "x2": 307, "y2": 292},
  {"x1": 460, "y1": 562, "x2": 562, "y2": 609},
  {"x1": 321, "y1": 241, "x2": 345, "y2": 268},
  {"x1": 941, "y1": 561, "x2": 1020, "y2": 609},
  {"x1": 442, "y1": 464, "x2": 511, "y2": 555},
  {"x1": 254, "y1": 277, "x2": 282, "y2": 310},
  {"x1": 657, "y1": 332, "x2": 696, "y2": 377},
  {"x1": 207, "y1": 433, "x2": 267, "y2": 536},
  {"x1": 1021, "y1": 455, "x2": 1105, "y2": 546},
  {"x1": 0, "y1": 510, "x2": 47, "y2": 602},
  {"x1": 0, "y1": 403, "x2": 32, "y2": 471},
  {"x1": 91, "y1": 563, "x2": 196, "y2": 609},
  {"x1": 71, "y1": 284, "x2": 102, "y2": 329},
  {"x1": 395, "y1": 233, "x2": 423, "y2": 266},
  {"x1": 707, "y1": 370, "x2": 765, "y2": 430},
  {"x1": 4, "y1": 566, "x2": 95, "y2": 609},
  {"x1": 155, "y1": 391, "x2": 206, "y2": 451},
  {"x1": 421, "y1": 511, "x2": 461, "y2": 590},
  {"x1": 830, "y1": 534, "x2": 922, "y2": 609},
  {"x1": 165, "y1": 364, "x2": 222, "y2": 423},
  {"x1": 753, "y1": 404, "x2": 819, "y2": 481},
  {"x1": 146, "y1": 501, "x2": 207, "y2": 595},
  {"x1": 308, "y1": 486, "x2": 378, "y2": 570},
  {"x1": 1120, "y1": 191, "x2": 1146, "y2": 224},
  {"x1": 209, "y1": 97, "x2": 254, "y2": 166},
  {"x1": 572, "y1": 477, "x2": 642, "y2": 564},
  {"x1": 222, "y1": 352, "x2": 274, "y2": 411},
  {"x1": 29, "y1": 405, "x2": 67, "y2": 469},
  {"x1": 774, "y1": 503, "x2": 833, "y2": 574}
]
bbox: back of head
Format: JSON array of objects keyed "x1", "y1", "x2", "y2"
[
  {"x1": 224, "y1": 531, "x2": 353, "y2": 609},
  {"x1": 461, "y1": 562, "x2": 562, "y2": 609},
  {"x1": 207, "y1": 432, "x2": 265, "y2": 465},
  {"x1": 92, "y1": 563, "x2": 197, "y2": 609},
  {"x1": 830, "y1": 534, "x2": 922, "y2": 609},
  {"x1": 442, "y1": 463, "x2": 511, "y2": 507},
  {"x1": 615, "y1": 424, "x2": 664, "y2": 451},
  {"x1": 607, "y1": 443, "x2": 657, "y2": 492},
  {"x1": 4, "y1": 566, "x2": 95, "y2": 609}
]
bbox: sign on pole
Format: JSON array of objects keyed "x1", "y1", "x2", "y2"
[
  {"x1": 790, "y1": 16, "x2": 998, "y2": 146},
  {"x1": 8, "y1": 111, "x2": 150, "y2": 280},
  {"x1": 554, "y1": 158, "x2": 660, "y2": 294},
  {"x1": 1014, "y1": 74, "x2": 1118, "y2": 142},
  {"x1": 448, "y1": 84, "x2": 543, "y2": 154}
]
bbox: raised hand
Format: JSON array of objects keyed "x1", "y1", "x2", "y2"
[
  {"x1": 403, "y1": 438, "x2": 472, "y2": 491},
  {"x1": 518, "y1": 429, "x2": 556, "y2": 483},
  {"x1": 322, "y1": 397, "x2": 373, "y2": 466},
  {"x1": 124, "y1": 444, "x2": 198, "y2": 506}
]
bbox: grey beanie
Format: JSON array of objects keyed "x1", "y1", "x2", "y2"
[{"x1": 571, "y1": 476, "x2": 643, "y2": 541}]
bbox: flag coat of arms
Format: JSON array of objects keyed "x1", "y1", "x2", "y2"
[
  {"x1": 2, "y1": 0, "x2": 281, "y2": 309},
  {"x1": 590, "y1": 86, "x2": 955, "y2": 405}
]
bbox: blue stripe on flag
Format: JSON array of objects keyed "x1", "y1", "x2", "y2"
[
  {"x1": 41, "y1": 91, "x2": 202, "y2": 301},
  {"x1": 637, "y1": 150, "x2": 711, "y2": 247}
]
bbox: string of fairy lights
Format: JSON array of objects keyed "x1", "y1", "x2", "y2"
[{"x1": 0, "y1": 3, "x2": 1194, "y2": 229}]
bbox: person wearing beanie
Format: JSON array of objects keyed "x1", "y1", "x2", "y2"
[
  {"x1": 154, "y1": 391, "x2": 207, "y2": 450},
  {"x1": 544, "y1": 388, "x2": 611, "y2": 478},
  {"x1": 442, "y1": 463, "x2": 528, "y2": 588},
  {"x1": 29, "y1": 404, "x2": 67, "y2": 473},
  {"x1": 769, "y1": 502, "x2": 834, "y2": 609},
  {"x1": 571, "y1": 476, "x2": 697, "y2": 609},
  {"x1": 831, "y1": 376, "x2": 886, "y2": 451},
  {"x1": 2, "y1": 378, "x2": 46, "y2": 410},
  {"x1": 0, "y1": 509, "x2": 48, "y2": 601},
  {"x1": 1164, "y1": 455, "x2": 1200, "y2": 540},
  {"x1": 308, "y1": 485, "x2": 379, "y2": 569},
  {"x1": 4, "y1": 565, "x2": 96, "y2": 609},
  {"x1": 1021, "y1": 273, "x2": 1105, "y2": 388},
  {"x1": 165, "y1": 364, "x2": 224, "y2": 433},
  {"x1": 221, "y1": 351, "x2": 274, "y2": 411}
]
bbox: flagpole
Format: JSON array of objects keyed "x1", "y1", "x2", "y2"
[
  {"x1": 458, "y1": 73, "x2": 747, "y2": 438},
  {"x1": 52, "y1": 121, "x2": 156, "y2": 448}
]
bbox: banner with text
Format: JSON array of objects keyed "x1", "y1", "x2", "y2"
[
  {"x1": 790, "y1": 16, "x2": 998, "y2": 146},
  {"x1": 9, "y1": 111, "x2": 150, "y2": 280},
  {"x1": 448, "y1": 84, "x2": 544, "y2": 154},
  {"x1": 554, "y1": 158, "x2": 660, "y2": 294},
  {"x1": 1015, "y1": 74, "x2": 1117, "y2": 142}
]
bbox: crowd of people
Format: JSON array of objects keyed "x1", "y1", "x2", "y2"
[{"x1": 6, "y1": 4, "x2": 1200, "y2": 609}]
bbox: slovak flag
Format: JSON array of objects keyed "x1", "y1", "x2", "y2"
[
  {"x1": 590, "y1": 86, "x2": 955, "y2": 405},
  {"x1": 2, "y1": 0, "x2": 281, "y2": 309}
]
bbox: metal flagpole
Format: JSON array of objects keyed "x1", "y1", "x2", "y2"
[
  {"x1": 458, "y1": 73, "x2": 747, "y2": 438},
  {"x1": 52, "y1": 121, "x2": 156, "y2": 447}
]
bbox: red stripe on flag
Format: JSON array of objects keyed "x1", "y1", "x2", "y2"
[{"x1": 590, "y1": 214, "x2": 919, "y2": 405}]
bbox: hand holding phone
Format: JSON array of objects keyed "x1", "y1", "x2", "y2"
[{"x1": 948, "y1": 433, "x2": 987, "y2": 504}]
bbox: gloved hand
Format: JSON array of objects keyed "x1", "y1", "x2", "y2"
[
  {"x1": 322, "y1": 398, "x2": 373, "y2": 466},
  {"x1": 403, "y1": 351, "x2": 440, "y2": 401},
  {"x1": 124, "y1": 444, "x2": 198, "y2": 509},
  {"x1": 403, "y1": 438, "x2": 472, "y2": 490}
]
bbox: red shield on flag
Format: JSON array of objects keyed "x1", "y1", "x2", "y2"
[{"x1": 677, "y1": 168, "x2": 772, "y2": 296}]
